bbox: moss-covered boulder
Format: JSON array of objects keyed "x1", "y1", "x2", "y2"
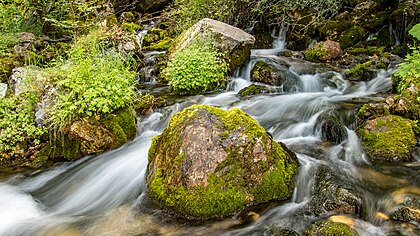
[
  {"x1": 142, "y1": 28, "x2": 173, "y2": 52},
  {"x1": 32, "y1": 106, "x2": 137, "y2": 166},
  {"x1": 146, "y1": 105, "x2": 299, "y2": 220},
  {"x1": 344, "y1": 61, "x2": 377, "y2": 81},
  {"x1": 250, "y1": 61, "x2": 301, "y2": 90},
  {"x1": 304, "y1": 220, "x2": 359, "y2": 236},
  {"x1": 238, "y1": 84, "x2": 271, "y2": 97},
  {"x1": 315, "y1": 112, "x2": 348, "y2": 144},
  {"x1": 303, "y1": 40, "x2": 342, "y2": 63},
  {"x1": 169, "y1": 18, "x2": 255, "y2": 71},
  {"x1": 357, "y1": 115, "x2": 416, "y2": 162},
  {"x1": 308, "y1": 165, "x2": 361, "y2": 216}
]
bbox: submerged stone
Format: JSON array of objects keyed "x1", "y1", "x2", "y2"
[
  {"x1": 146, "y1": 105, "x2": 299, "y2": 220},
  {"x1": 357, "y1": 115, "x2": 416, "y2": 162},
  {"x1": 308, "y1": 165, "x2": 361, "y2": 216},
  {"x1": 250, "y1": 61, "x2": 301, "y2": 91},
  {"x1": 390, "y1": 197, "x2": 420, "y2": 223},
  {"x1": 315, "y1": 112, "x2": 348, "y2": 144}
]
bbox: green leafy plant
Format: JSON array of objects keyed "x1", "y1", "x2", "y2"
[
  {"x1": 164, "y1": 40, "x2": 228, "y2": 94},
  {"x1": 47, "y1": 31, "x2": 136, "y2": 129},
  {"x1": 409, "y1": 23, "x2": 420, "y2": 41},
  {"x1": 0, "y1": 92, "x2": 47, "y2": 159}
]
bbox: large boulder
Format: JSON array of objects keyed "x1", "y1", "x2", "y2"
[
  {"x1": 169, "y1": 18, "x2": 255, "y2": 71},
  {"x1": 146, "y1": 105, "x2": 299, "y2": 220},
  {"x1": 357, "y1": 115, "x2": 416, "y2": 162}
]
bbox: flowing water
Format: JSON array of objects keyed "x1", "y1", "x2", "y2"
[{"x1": 0, "y1": 37, "x2": 419, "y2": 236}]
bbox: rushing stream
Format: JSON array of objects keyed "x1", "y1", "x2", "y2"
[{"x1": 0, "y1": 37, "x2": 419, "y2": 236}]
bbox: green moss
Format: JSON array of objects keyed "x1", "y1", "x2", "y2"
[
  {"x1": 238, "y1": 84, "x2": 269, "y2": 97},
  {"x1": 346, "y1": 47, "x2": 385, "y2": 56},
  {"x1": 303, "y1": 44, "x2": 328, "y2": 63},
  {"x1": 122, "y1": 22, "x2": 140, "y2": 33},
  {"x1": 147, "y1": 105, "x2": 299, "y2": 219},
  {"x1": 305, "y1": 220, "x2": 358, "y2": 236},
  {"x1": 357, "y1": 115, "x2": 416, "y2": 162},
  {"x1": 100, "y1": 106, "x2": 137, "y2": 147},
  {"x1": 345, "y1": 61, "x2": 374, "y2": 81},
  {"x1": 143, "y1": 38, "x2": 173, "y2": 51},
  {"x1": 339, "y1": 26, "x2": 369, "y2": 49},
  {"x1": 133, "y1": 93, "x2": 165, "y2": 116}
]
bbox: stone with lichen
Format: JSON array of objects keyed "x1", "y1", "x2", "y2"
[{"x1": 146, "y1": 105, "x2": 299, "y2": 220}]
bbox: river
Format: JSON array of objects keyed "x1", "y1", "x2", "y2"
[{"x1": 0, "y1": 37, "x2": 419, "y2": 236}]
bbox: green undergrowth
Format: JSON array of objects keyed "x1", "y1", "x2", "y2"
[
  {"x1": 47, "y1": 30, "x2": 136, "y2": 129},
  {"x1": 0, "y1": 93, "x2": 47, "y2": 160}
]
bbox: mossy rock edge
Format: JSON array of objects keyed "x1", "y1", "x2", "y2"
[{"x1": 146, "y1": 105, "x2": 299, "y2": 220}]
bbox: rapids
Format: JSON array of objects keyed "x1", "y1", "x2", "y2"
[{"x1": 0, "y1": 36, "x2": 419, "y2": 236}]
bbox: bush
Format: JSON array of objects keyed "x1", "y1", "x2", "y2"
[
  {"x1": 47, "y1": 30, "x2": 136, "y2": 129},
  {"x1": 164, "y1": 41, "x2": 228, "y2": 94}
]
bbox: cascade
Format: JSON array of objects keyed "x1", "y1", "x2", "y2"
[{"x1": 0, "y1": 30, "x2": 417, "y2": 236}]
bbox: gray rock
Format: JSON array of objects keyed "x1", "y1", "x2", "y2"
[{"x1": 169, "y1": 18, "x2": 255, "y2": 71}]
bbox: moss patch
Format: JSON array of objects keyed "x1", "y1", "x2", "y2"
[
  {"x1": 357, "y1": 115, "x2": 416, "y2": 162},
  {"x1": 345, "y1": 61, "x2": 375, "y2": 81},
  {"x1": 305, "y1": 220, "x2": 358, "y2": 236}
]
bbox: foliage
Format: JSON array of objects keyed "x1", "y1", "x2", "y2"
[
  {"x1": 409, "y1": 23, "x2": 420, "y2": 41},
  {"x1": 0, "y1": 33, "x2": 21, "y2": 57},
  {"x1": 164, "y1": 40, "x2": 228, "y2": 94},
  {"x1": 0, "y1": 93, "x2": 47, "y2": 159},
  {"x1": 47, "y1": 31, "x2": 136, "y2": 129},
  {"x1": 168, "y1": 0, "x2": 238, "y2": 34},
  {"x1": 168, "y1": 0, "x2": 342, "y2": 34},
  {"x1": 394, "y1": 48, "x2": 420, "y2": 93},
  {"x1": 0, "y1": 0, "x2": 42, "y2": 34}
]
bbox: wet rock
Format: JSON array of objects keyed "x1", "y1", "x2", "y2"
[
  {"x1": 308, "y1": 165, "x2": 361, "y2": 216},
  {"x1": 238, "y1": 84, "x2": 271, "y2": 97},
  {"x1": 357, "y1": 115, "x2": 416, "y2": 162},
  {"x1": 339, "y1": 26, "x2": 369, "y2": 49},
  {"x1": 315, "y1": 112, "x2": 348, "y2": 144},
  {"x1": 250, "y1": 61, "x2": 301, "y2": 91},
  {"x1": 169, "y1": 18, "x2": 255, "y2": 71},
  {"x1": 133, "y1": 93, "x2": 165, "y2": 116},
  {"x1": 390, "y1": 1, "x2": 420, "y2": 45},
  {"x1": 146, "y1": 105, "x2": 299, "y2": 220},
  {"x1": 247, "y1": 227, "x2": 300, "y2": 236},
  {"x1": 357, "y1": 102, "x2": 390, "y2": 120},
  {"x1": 303, "y1": 40, "x2": 342, "y2": 63},
  {"x1": 304, "y1": 220, "x2": 359, "y2": 236},
  {"x1": 33, "y1": 106, "x2": 137, "y2": 164},
  {"x1": 344, "y1": 61, "x2": 377, "y2": 81},
  {"x1": 390, "y1": 197, "x2": 420, "y2": 223}
]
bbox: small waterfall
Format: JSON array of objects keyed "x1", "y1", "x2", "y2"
[{"x1": 136, "y1": 30, "x2": 148, "y2": 51}]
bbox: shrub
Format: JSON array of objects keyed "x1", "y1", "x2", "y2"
[
  {"x1": 164, "y1": 41, "x2": 228, "y2": 94},
  {"x1": 47, "y1": 30, "x2": 136, "y2": 129}
]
